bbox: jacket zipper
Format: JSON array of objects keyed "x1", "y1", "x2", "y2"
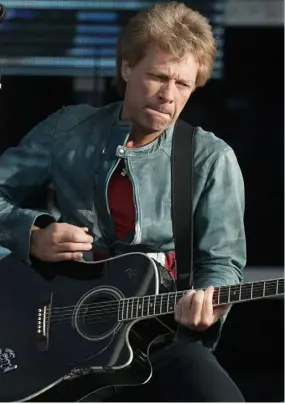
[
  {"x1": 105, "y1": 158, "x2": 120, "y2": 238},
  {"x1": 124, "y1": 159, "x2": 141, "y2": 245}
]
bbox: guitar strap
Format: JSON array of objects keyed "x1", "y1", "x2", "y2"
[{"x1": 171, "y1": 119, "x2": 196, "y2": 291}]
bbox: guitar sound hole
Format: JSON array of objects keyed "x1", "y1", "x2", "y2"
[{"x1": 74, "y1": 287, "x2": 123, "y2": 342}]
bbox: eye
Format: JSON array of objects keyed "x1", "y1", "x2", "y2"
[
  {"x1": 177, "y1": 82, "x2": 190, "y2": 89},
  {"x1": 148, "y1": 73, "x2": 166, "y2": 82}
]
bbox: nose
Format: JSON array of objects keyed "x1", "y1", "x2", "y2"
[{"x1": 158, "y1": 82, "x2": 175, "y2": 103}]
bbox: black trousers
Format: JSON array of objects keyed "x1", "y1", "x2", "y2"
[{"x1": 86, "y1": 340, "x2": 245, "y2": 402}]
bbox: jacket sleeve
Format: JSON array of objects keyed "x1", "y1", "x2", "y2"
[
  {"x1": 177, "y1": 146, "x2": 246, "y2": 349},
  {"x1": 193, "y1": 146, "x2": 246, "y2": 289},
  {"x1": 0, "y1": 109, "x2": 63, "y2": 264}
]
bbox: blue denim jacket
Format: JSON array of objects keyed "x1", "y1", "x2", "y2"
[{"x1": 0, "y1": 101, "x2": 246, "y2": 347}]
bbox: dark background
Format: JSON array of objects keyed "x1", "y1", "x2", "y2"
[{"x1": 0, "y1": 0, "x2": 283, "y2": 401}]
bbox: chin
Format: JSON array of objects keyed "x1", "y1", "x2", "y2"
[
  {"x1": 143, "y1": 115, "x2": 170, "y2": 133},
  {"x1": 143, "y1": 121, "x2": 165, "y2": 134}
]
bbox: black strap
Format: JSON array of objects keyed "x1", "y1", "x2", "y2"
[{"x1": 171, "y1": 119, "x2": 196, "y2": 291}]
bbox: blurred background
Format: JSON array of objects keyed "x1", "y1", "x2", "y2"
[{"x1": 0, "y1": 0, "x2": 283, "y2": 401}]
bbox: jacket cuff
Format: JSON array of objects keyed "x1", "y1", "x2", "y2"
[
  {"x1": 175, "y1": 309, "x2": 230, "y2": 351},
  {"x1": 16, "y1": 211, "x2": 55, "y2": 265}
]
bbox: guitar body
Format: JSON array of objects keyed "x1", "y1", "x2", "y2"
[{"x1": 0, "y1": 253, "x2": 175, "y2": 402}]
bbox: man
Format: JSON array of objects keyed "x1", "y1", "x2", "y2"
[{"x1": 0, "y1": 1, "x2": 246, "y2": 402}]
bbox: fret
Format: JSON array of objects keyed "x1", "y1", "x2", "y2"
[
  {"x1": 121, "y1": 298, "x2": 126, "y2": 320},
  {"x1": 277, "y1": 279, "x2": 284, "y2": 295},
  {"x1": 137, "y1": 296, "x2": 143, "y2": 318},
  {"x1": 160, "y1": 294, "x2": 165, "y2": 315},
  {"x1": 148, "y1": 295, "x2": 155, "y2": 316},
  {"x1": 213, "y1": 287, "x2": 219, "y2": 305},
  {"x1": 161, "y1": 293, "x2": 168, "y2": 315},
  {"x1": 240, "y1": 283, "x2": 252, "y2": 301},
  {"x1": 126, "y1": 299, "x2": 131, "y2": 320},
  {"x1": 153, "y1": 295, "x2": 157, "y2": 315},
  {"x1": 133, "y1": 298, "x2": 138, "y2": 319},
  {"x1": 168, "y1": 293, "x2": 176, "y2": 312},
  {"x1": 132, "y1": 298, "x2": 136, "y2": 318},
  {"x1": 130, "y1": 298, "x2": 134, "y2": 319},
  {"x1": 252, "y1": 281, "x2": 265, "y2": 299},
  {"x1": 229, "y1": 284, "x2": 241, "y2": 303},
  {"x1": 146, "y1": 296, "x2": 150, "y2": 316},
  {"x1": 131, "y1": 299, "x2": 134, "y2": 317},
  {"x1": 264, "y1": 280, "x2": 277, "y2": 297},
  {"x1": 155, "y1": 295, "x2": 161, "y2": 315},
  {"x1": 118, "y1": 299, "x2": 123, "y2": 321},
  {"x1": 134, "y1": 297, "x2": 139, "y2": 318},
  {"x1": 174, "y1": 292, "x2": 178, "y2": 306},
  {"x1": 142, "y1": 296, "x2": 148, "y2": 317},
  {"x1": 263, "y1": 281, "x2": 266, "y2": 297},
  {"x1": 219, "y1": 286, "x2": 230, "y2": 304},
  {"x1": 166, "y1": 294, "x2": 170, "y2": 313}
]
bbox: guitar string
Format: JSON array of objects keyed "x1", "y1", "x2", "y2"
[
  {"x1": 46, "y1": 283, "x2": 282, "y2": 321},
  {"x1": 48, "y1": 290, "x2": 283, "y2": 327},
  {"x1": 46, "y1": 284, "x2": 284, "y2": 323},
  {"x1": 46, "y1": 282, "x2": 284, "y2": 321},
  {"x1": 46, "y1": 279, "x2": 283, "y2": 315}
]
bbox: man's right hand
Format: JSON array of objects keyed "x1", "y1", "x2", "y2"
[{"x1": 30, "y1": 222, "x2": 93, "y2": 262}]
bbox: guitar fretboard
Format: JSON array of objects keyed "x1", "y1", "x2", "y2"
[{"x1": 118, "y1": 278, "x2": 284, "y2": 322}]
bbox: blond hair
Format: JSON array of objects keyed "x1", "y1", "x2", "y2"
[{"x1": 115, "y1": 1, "x2": 216, "y2": 96}]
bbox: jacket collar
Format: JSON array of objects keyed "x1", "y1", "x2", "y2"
[{"x1": 110, "y1": 101, "x2": 175, "y2": 157}]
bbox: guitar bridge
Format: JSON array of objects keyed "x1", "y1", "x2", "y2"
[{"x1": 36, "y1": 293, "x2": 53, "y2": 352}]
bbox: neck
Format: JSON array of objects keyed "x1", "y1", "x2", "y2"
[
  {"x1": 117, "y1": 277, "x2": 284, "y2": 322},
  {"x1": 126, "y1": 130, "x2": 161, "y2": 148}
]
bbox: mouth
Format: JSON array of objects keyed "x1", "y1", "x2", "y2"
[{"x1": 146, "y1": 107, "x2": 171, "y2": 117}]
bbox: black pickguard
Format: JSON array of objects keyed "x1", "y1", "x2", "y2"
[{"x1": 0, "y1": 253, "x2": 176, "y2": 402}]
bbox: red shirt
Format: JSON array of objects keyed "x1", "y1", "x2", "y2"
[
  {"x1": 94, "y1": 141, "x2": 175, "y2": 275},
  {"x1": 108, "y1": 162, "x2": 136, "y2": 240},
  {"x1": 107, "y1": 161, "x2": 176, "y2": 276}
]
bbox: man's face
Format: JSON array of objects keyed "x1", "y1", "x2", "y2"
[{"x1": 121, "y1": 44, "x2": 198, "y2": 135}]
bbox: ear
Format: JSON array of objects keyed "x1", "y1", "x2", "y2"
[{"x1": 121, "y1": 60, "x2": 132, "y2": 82}]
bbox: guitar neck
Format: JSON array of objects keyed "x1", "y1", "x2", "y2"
[{"x1": 118, "y1": 277, "x2": 284, "y2": 322}]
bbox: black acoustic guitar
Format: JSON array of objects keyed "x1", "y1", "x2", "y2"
[{"x1": 0, "y1": 252, "x2": 283, "y2": 402}]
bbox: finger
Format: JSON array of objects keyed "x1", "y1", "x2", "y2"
[
  {"x1": 59, "y1": 230, "x2": 93, "y2": 244},
  {"x1": 176, "y1": 290, "x2": 196, "y2": 326},
  {"x1": 51, "y1": 223, "x2": 93, "y2": 243},
  {"x1": 55, "y1": 242, "x2": 93, "y2": 253},
  {"x1": 52, "y1": 252, "x2": 84, "y2": 261},
  {"x1": 200, "y1": 286, "x2": 215, "y2": 329},
  {"x1": 41, "y1": 251, "x2": 83, "y2": 262},
  {"x1": 213, "y1": 304, "x2": 229, "y2": 323},
  {"x1": 189, "y1": 289, "x2": 205, "y2": 328},
  {"x1": 174, "y1": 298, "x2": 183, "y2": 322}
]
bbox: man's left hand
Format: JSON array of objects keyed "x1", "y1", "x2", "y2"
[{"x1": 174, "y1": 286, "x2": 229, "y2": 332}]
